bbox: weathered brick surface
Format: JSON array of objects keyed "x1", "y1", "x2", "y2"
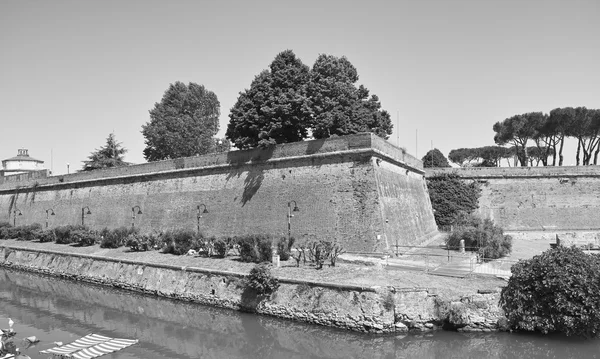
[
  {"x1": 0, "y1": 134, "x2": 436, "y2": 252},
  {"x1": 426, "y1": 167, "x2": 600, "y2": 231}
]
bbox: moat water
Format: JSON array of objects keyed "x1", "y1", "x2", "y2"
[{"x1": 1, "y1": 268, "x2": 599, "y2": 359}]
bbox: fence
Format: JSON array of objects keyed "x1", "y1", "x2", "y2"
[
  {"x1": 390, "y1": 244, "x2": 518, "y2": 276},
  {"x1": 470, "y1": 257, "x2": 518, "y2": 277}
]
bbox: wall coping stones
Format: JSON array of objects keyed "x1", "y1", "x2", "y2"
[
  {"x1": 425, "y1": 166, "x2": 600, "y2": 179},
  {"x1": 0, "y1": 133, "x2": 423, "y2": 193}
]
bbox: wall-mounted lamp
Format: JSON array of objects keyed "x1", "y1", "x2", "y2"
[
  {"x1": 287, "y1": 201, "x2": 300, "y2": 244},
  {"x1": 12, "y1": 209, "x2": 22, "y2": 227},
  {"x1": 131, "y1": 206, "x2": 143, "y2": 229},
  {"x1": 81, "y1": 206, "x2": 92, "y2": 226},
  {"x1": 45, "y1": 208, "x2": 55, "y2": 229},
  {"x1": 197, "y1": 204, "x2": 209, "y2": 233}
]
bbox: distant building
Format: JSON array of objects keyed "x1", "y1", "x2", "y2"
[{"x1": 1, "y1": 149, "x2": 45, "y2": 176}]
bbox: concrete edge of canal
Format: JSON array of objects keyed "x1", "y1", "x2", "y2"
[{"x1": 0, "y1": 245, "x2": 508, "y2": 334}]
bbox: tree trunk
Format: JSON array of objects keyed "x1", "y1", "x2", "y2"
[
  {"x1": 552, "y1": 138, "x2": 557, "y2": 166},
  {"x1": 576, "y1": 139, "x2": 581, "y2": 166},
  {"x1": 594, "y1": 141, "x2": 600, "y2": 165},
  {"x1": 559, "y1": 136, "x2": 565, "y2": 166}
]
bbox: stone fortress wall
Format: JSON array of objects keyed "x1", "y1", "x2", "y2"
[
  {"x1": 425, "y1": 166, "x2": 600, "y2": 241},
  {"x1": 0, "y1": 133, "x2": 438, "y2": 253}
]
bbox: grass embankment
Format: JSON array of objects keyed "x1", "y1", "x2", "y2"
[{"x1": 0, "y1": 238, "x2": 506, "y2": 298}]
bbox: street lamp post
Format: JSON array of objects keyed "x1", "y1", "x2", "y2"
[
  {"x1": 81, "y1": 206, "x2": 91, "y2": 226},
  {"x1": 131, "y1": 206, "x2": 143, "y2": 229},
  {"x1": 197, "y1": 204, "x2": 208, "y2": 233},
  {"x1": 12, "y1": 209, "x2": 22, "y2": 227},
  {"x1": 287, "y1": 201, "x2": 300, "y2": 245},
  {"x1": 45, "y1": 208, "x2": 55, "y2": 229}
]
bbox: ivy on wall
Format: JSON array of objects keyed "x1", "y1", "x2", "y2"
[{"x1": 426, "y1": 173, "x2": 480, "y2": 227}]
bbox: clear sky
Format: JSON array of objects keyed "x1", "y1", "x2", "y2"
[{"x1": 1, "y1": 0, "x2": 599, "y2": 174}]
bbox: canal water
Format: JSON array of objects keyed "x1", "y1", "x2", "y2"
[{"x1": 1, "y1": 268, "x2": 599, "y2": 359}]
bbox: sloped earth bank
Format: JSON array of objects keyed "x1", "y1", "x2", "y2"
[{"x1": 0, "y1": 239, "x2": 507, "y2": 334}]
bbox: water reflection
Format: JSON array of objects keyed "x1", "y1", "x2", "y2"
[{"x1": 1, "y1": 268, "x2": 599, "y2": 359}]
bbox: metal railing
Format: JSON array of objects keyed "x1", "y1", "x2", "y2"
[
  {"x1": 469, "y1": 257, "x2": 518, "y2": 276},
  {"x1": 389, "y1": 244, "x2": 518, "y2": 276}
]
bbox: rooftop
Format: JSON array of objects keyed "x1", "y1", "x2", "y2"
[{"x1": 2, "y1": 148, "x2": 44, "y2": 163}]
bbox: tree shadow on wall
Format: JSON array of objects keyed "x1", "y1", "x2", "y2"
[
  {"x1": 226, "y1": 146, "x2": 276, "y2": 206},
  {"x1": 305, "y1": 138, "x2": 326, "y2": 155}
]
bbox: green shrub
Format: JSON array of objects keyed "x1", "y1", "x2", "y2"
[
  {"x1": 500, "y1": 246, "x2": 600, "y2": 338},
  {"x1": 20, "y1": 223, "x2": 42, "y2": 241},
  {"x1": 1, "y1": 223, "x2": 42, "y2": 241},
  {"x1": 38, "y1": 230, "x2": 57, "y2": 243},
  {"x1": 160, "y1": 229, "x2": 201, "y2": 255},
  {"x1": 246, "y1": 263, "x2": 279, "y2": 295},
  {"x1": 308, "y1": 240, "x2": 330, "y2": 269},
  {"x1": 446, "y1": 215, "x2": 512, "y2": 259},
  {"x1": 71, "y1": 229, "x2": 100, "y2": 246},
  {"x1": 426, "y1": 173, "x2": 481, "y2": 227},
  {"x1": 238, "y1": 234, "x2": 273, "y2": 263},
  {"x1": 0, "y1": 221, "x2": 11, "y2": 229},
  {"x1": 100, "y1": 226, "x2": 136, "y2": 248},
  {"x1": 277, "y1": 236, "x2": 295, "y2": 261},
  {"x1": 125, "y1": 233, "x2": 155, "y2": 251},
  {"x1": 53, "y1": 225, "x2": 86, "y2": 244},
  {"x1": 212, "y1": 238, "x2": 229, "y2": 258}
]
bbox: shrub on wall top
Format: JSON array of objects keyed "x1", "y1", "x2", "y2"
[{"x1": 500, "y1": 246, "x2": 600, "y2": 338}]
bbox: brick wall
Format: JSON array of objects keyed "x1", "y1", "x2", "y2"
[
  {"x1": 0, "y1": 134, "x2": 436, "y2": 252},
  {"x1": 425, "y1": 167, "x2": 600, "y2": 231}
]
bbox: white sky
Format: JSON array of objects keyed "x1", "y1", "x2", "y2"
[{"x1": 1, "y1": 0, "x2": 599, "y2": 174}]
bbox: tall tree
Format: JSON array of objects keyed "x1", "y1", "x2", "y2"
[
  {"x1": 493, "y1": 113, "x2": 538, "y2": 166},
  {"x1": 547, "y1": 107, "x2": 575, "y2": 166},
  {"x1": 566, "y1": 107, "x2": 600, "y2": 165},
  {"x1": 81, "y1": 133, "x2": 128, "y2": 171},
  {"x1": 421, "y1": 148, "x2": 450, "y2": 168},
  {"x1": 308, "y1": 54, "x2": 392, "y2": 139},
  {"x1": 226, "y1": 50, "x2": 312, "y2": 149},
  {"x1": 530, "y1": 113, "x2": 552, "y2": 166},
  {"x1": 142, "y1": 82, "x2": 220, "y2": 161}
]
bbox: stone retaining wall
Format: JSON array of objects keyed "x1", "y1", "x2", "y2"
[{"x1": 0, "y1": 245, "x2": 505, "y2": 334}]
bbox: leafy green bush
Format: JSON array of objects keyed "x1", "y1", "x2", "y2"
[
  {"x1": 19, "y1": 223, "x2": 43, "y2": 241},
  {"x1": 125, "y1": 233, "x2": 155, "y2": 251},
  {"x1": 212, "y1": 238, "x2": 229, "y2": 258},
  {"x1": 100, "y1": 226, "x2": 136, "y2": 248},
  {"x1": 277, "y1": 236, "x2": 295, "y2": 261},
  {"x1": 500, "y1": 246, "x2": 600, "y2": 337},
  {"x1": 72, "y1": 229, "x2": 101, "y2": 246},
  {"x1": 426, "y1": 173, "x2": 480, "y2": 227},
  {"x1": 446, "y1": 215, "x2": 512, "y2": 259},
  {"x1": 0, "y1": 223, "x2": 42, "y2": 241},
  {"x1": 54, "y1": 225, "x2": 87, "y2": 244},
  {"x1": 238, "y1": 234, "x2": 273, "y2": 263},
  {"x1": 246, "y1": 263, "x2": 279, "y2": 295},
  {"x1": 38, "y1": 230, "x2": 57, "y2": 243},
  {"x1": 160, "y1": 229, "x2": 201, "y2": 255},
  {"x1": 0, "y1": 221, "x2": 11, "y2": 229}
]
